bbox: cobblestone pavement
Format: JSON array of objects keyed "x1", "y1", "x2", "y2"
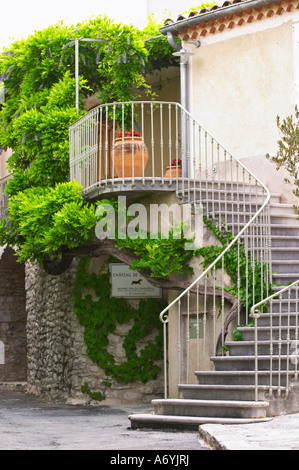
[{"x1": 0, "y1": 390, "x2": 211, "y2": 451}]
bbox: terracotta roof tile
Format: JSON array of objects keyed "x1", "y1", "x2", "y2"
[{"x1": 161, "y1": 0, "x2": 299, "y2": 38}]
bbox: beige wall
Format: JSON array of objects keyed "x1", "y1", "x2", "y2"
[
  {"x1": 0, "y1": 148, "x2": 10, "y2": 180},
  {"x1": 188, "y1": 20, "x2": 295, "y2": 168}
]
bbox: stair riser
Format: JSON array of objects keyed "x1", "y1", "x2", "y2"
[
  {"x1": 195, "y1": 373, "x2": 291, "y2": 386},
  {"x1": 272, "y1": 251, "x2": 299, "y2": 261},
  {"x1": 270, "y1": 304, "x2": 299, "y2": 313},
  {"x1": 271, "y1": 262, "x2": 299, "y2": 274},
  {"x1": 271, "y1": 216, "x2": 299, "y2": 226},
  {"x1": 252, "y1": 314, "x2": 299, "y2": 326},
  {"x1": 203, "y1": 201, "x2": 292, "y2": 215},
  {"x1": 273, "y1": 274, "x2": 299, "y2": 285},
  {"x1": 227, "y1": 343, "x2": 293, "y2": 356},
  {"x1": 240, "y1": 328, "x2": 298, "y2": 342},
  {"x1": 272, "y1": 288, "x2": 299, "y2": 299},
  {"x1": 179, "y1": 388, "x2": 267, "y2": 401},
  {"x1": 271, "y1": 226, "x2": 299, "y2": 236},
  {"x1": 212, "y1": 358, "x2": 298, "y2": 372},
  {"x1": 271, "y1": 237, "x2": 299, "y2": 248},
  {"x1": 154, "y1": 403, "x2": 267, "y2": 419}
]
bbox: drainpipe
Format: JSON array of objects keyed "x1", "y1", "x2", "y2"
[{"x1": 166, "y1": 31, "x2": 191, "y2": 178}]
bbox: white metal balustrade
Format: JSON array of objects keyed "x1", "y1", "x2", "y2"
[
  {"x1": 69, "y1": 101, "x2": 272, "y2": 400},
  {"x1": 251, "y1": 280, "x2": 299, "y2": 401}
]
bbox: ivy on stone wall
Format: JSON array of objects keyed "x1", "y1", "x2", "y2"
[{"x1": 72, "y1": 258, "x2": 167, "y2": 400}]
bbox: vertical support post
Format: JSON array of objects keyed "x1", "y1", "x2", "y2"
[
  {"x1": 254, "y1": 314, "x2": 259, "y2": 402},
  {"x1": 75, "y1": 38, "x2": 79, "y2": 113}
]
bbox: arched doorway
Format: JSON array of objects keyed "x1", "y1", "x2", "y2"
[{"x1": 0, "y1": 246, "x2": 27, "y2": 382}]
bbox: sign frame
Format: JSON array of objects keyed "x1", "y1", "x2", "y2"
[{"x1": 109, "y1": 263, "x2": 162, "y2": 299}]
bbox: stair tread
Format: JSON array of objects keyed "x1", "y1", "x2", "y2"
[
  {"x1": 225, "y1": 340, "x2": 291, "y2": 345},
  {"x1": 211, "y1": 354, "x2": 297, "y2": 360},
  {"x1": 195, "y1": 370, "x2": 289, "y2": 375},
  {"x1": 238, "y1": 325, "x2": 298, "y2": 330}
]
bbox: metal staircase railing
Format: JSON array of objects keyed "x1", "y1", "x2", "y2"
[
  {"x1": 69, "y1": 101, "x2": 272, "y2": 400},
  {"x1": 251, "y1": 280, "x2": 299, "y2": 402}
]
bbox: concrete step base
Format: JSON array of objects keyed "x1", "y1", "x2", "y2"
[
  {"x1": 129, "y1": 413, "x2": 272, "y2": 431},
  {"x1": 152, "y1": 398, "x2": 269, "y2": 419}
]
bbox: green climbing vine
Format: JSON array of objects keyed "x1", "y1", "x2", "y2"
[
  {"x1": 200, "y1": 215, "x2": 275, "y2": 313},
  {"x1": 72, "y1": 213, "x2": 275, "y2": 401},
  {"x1": 72, "y1": 257, "x2": 167, "y2": 400}
]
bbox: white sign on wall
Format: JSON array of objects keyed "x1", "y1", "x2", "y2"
[{"x1": 110, "y1": 264, "x2": 162, "y2": 298}]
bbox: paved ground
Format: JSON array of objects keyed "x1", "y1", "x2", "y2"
[
  {"x1": 199, "y1": 413, "x2": 299, "y2": 450},
  {"x1": 0, "y1": 389, "x2": 211, "y2": 451},
  {"x1": 2, "y1": 388, "x2": 299, "y2": 452}
]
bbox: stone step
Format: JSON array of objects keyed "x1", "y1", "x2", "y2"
[
  {"x1": 211, "y1": 355, "x2": 298, "y2": 372},
  {"x1": 270, "y1": 203, "x2": 296, "y2": 215},
  {"x1": 206, "y1": 212, "x2": 299, "y2": 230},
  {"x1": 238, "y1": 325, "x2": 299, "y2": 341},
  {"x1": 272, "y1": 260, "x2": 299, "y2": 274},
  {"x1": 128, "y1": 413, "x2": 272, "y2": 431},
  {"x1": 270, "y1": 224, "x2": 299, "y2": 236},
  {"x1": 272, "y1": 285, "x2": 299, "y2": 299},
  {"x1": 270, "y1": 214, "x2": 299, "y2": 226},
  {"x1": 178, "y1": 383, "x2": 274, "y2": 401},
  {"x1": 152, "y1": 398, "x2": 269, "y2": 419},
  {"x1": 199, "y1": 200, "x2": 292, "y2": 215},
  {"x1": 225, "y1": 340, "x2": 296, "y2": 356},
  {"x1": 271, "y1": 236, "x2": 299, "y2": 248},
  {"x1": 272, "y1": 272, "x2": 299, "y2": 285},
  {"x1": 271, "y1": 248, "x2": 299, "y2": 261},
  {"x1": 195, "y1": 370, "x2": 292, "y2": 386},
  {"x1": 257, "y1": 312, "x2": 299, "y2": 326}
]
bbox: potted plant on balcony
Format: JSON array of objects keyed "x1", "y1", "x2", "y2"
[
  {"x1": 113, "y1": 129, "x2": 149, "y2": 178},
  {"x1": 164, "y1": 158, "x2": 182, "y2": 178}
]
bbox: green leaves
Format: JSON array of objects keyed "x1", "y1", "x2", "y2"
[
  {"x1": 267, "y1": 108, "x2": 299, "y2": 211},
  {"x1": 0, "y1": 14, "x2": 178, "y2": 262},
  {"x1": 73, "y1": 259, "x2": 166, "y2": 394},
  {"x1": 0, "y1": 181, "x2": 98, "y2": 262}
]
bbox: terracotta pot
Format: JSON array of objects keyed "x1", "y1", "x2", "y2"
[
  {"x1": 164, "y1": 165, "x2": 182, "y2": 178},
  {"x1": 114, "y1": 136, "x2": 148, "y2": 178}
]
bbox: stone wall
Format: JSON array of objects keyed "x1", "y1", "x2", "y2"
[
  {"x1": 25, "y1": 258, "x2": 164, "y2": 405},
  {"x1": 0, "y1": 246, "x2": 26, "y2": 382}
]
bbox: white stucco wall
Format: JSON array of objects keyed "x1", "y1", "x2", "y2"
[
  {"x1": 189, "y1": 19, "x2": 295, "y2": 160},
  {"x1": 181, "y1": 11, "x2": 299, "y2": 200}
]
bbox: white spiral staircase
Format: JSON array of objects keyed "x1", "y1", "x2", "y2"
[{"x1": 69, "y1": 101, "x2": 299, "y2": 430}]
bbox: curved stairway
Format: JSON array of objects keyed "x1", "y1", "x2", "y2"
[{"x1": 129, "y1": 191, "x2": 299, "y2": 431}]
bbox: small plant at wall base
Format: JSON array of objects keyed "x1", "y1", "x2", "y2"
[
  {"x1": 72, "y1": 258, "x2": 167, "y2": 400},
  {"x1": 266, "y1": 107, "x2": 299, "y2": 214}
]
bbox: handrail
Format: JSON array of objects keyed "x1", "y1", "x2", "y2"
[
  {"x1": 250, "y1": 279, "x2": 299, "y2": 318},
  {"x1": 250, "y1": 279, "x2": 299, "y2": 401},
  {"x1": 155, "y1": 103, "x2": 271, "y2": 399}
]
